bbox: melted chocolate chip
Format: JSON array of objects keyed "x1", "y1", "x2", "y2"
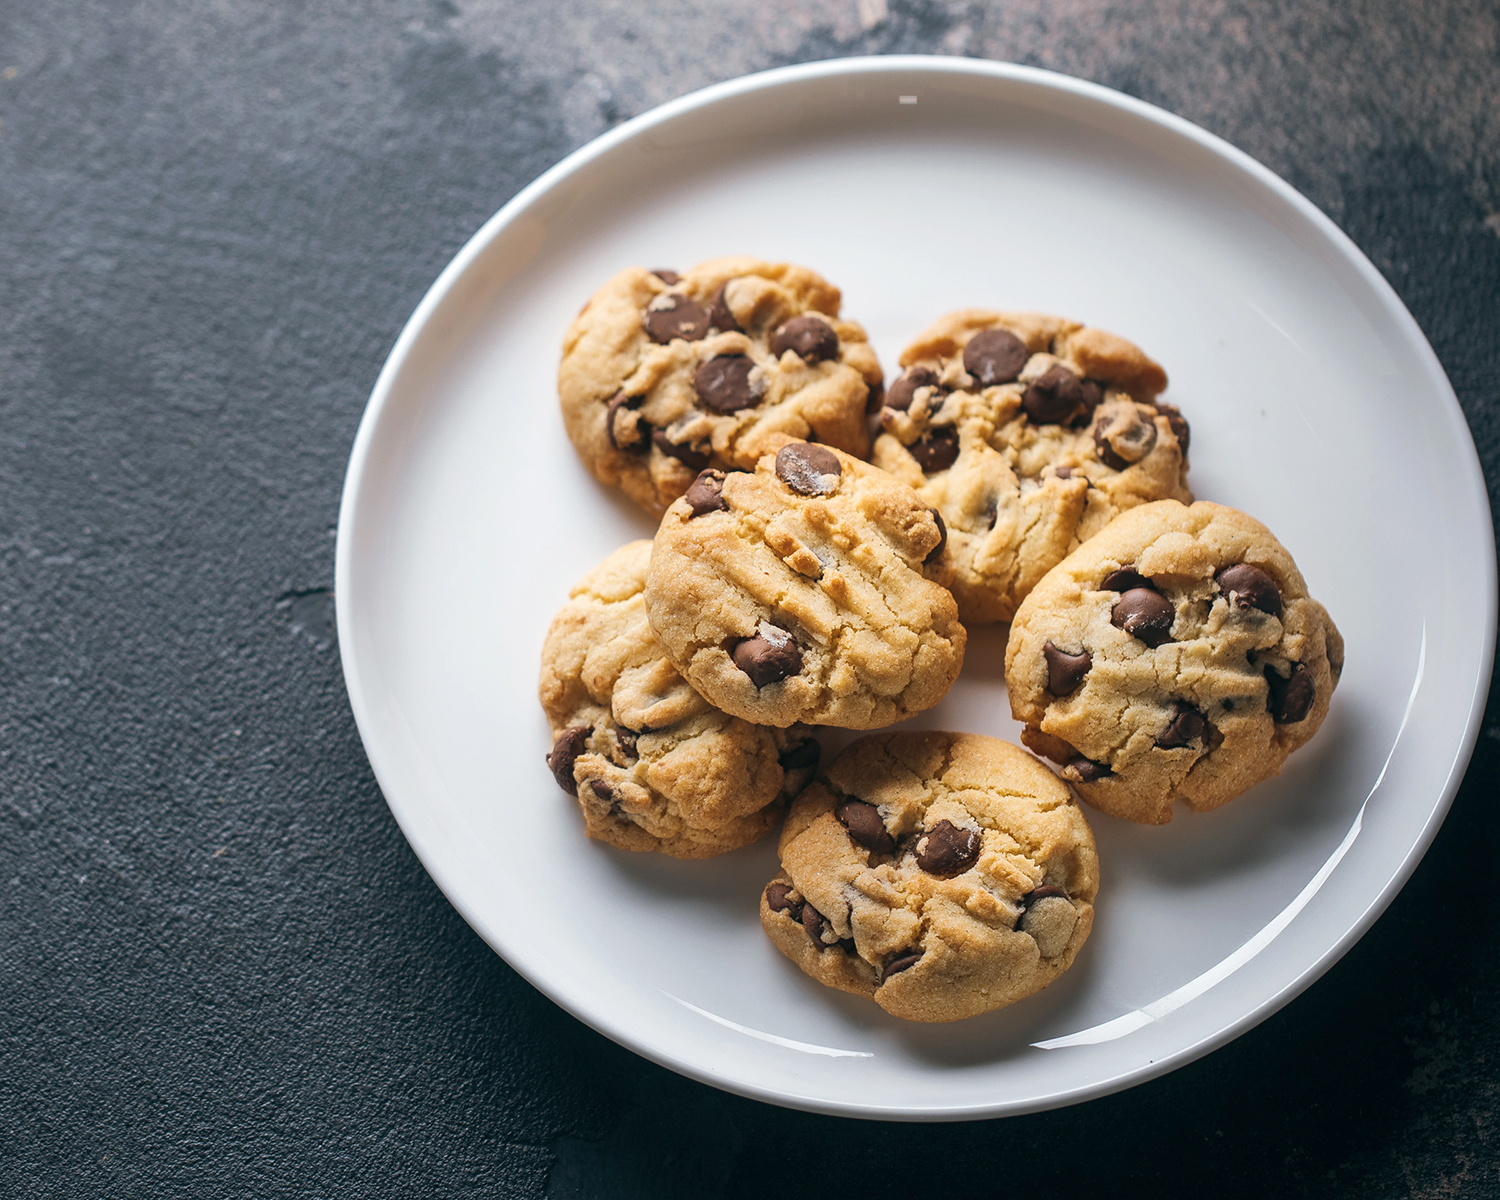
[
  {"x1": 863, "y1": 376, "x2": 885, "y2": 414},
  {"x1": 1043, "y1": 641, "x2": 1092, "y2": 695},
  {"x1": 1066, "y1": 753, "x2": 1113, "y2": 781},
  {"x1": 1092, "y1": 408, "x2": 1157, "y2": 471},
  {"x1": 962, "y1": 328, "x2": 1029, "y2": 387},
  {"x1": 616, "y1": 727, "x2": 639, "y2": 758},
  {"x1": 835, "y1": 798, "x2": 895, "y2": 855},
  {"x1": 880, "y1": 951, "x2": 924, "y2": 982},
  {"x1": 546, "y1": 725, "x2": 590, "y2": 796},
  {"x1": 770, "y1": 314, "x2": 839, "y2": 363},
  {"x1": 651, "y1": 429, "x2": 710, "y2": 470},
  {"x1": 1155, "y1": 401, "x2": 1191, "y2": 452},
  {"x1": 925, "y1": 508, "x2": 947, "y2": 564},
  {"x1": 1266, "y1": 663, "x2": 1315, "y2": 723},
  {"x1": 1155, "y1": 702, "x2": 1207, "y2": 749},
  {"x1": 765, "y1": 881, "x2": 800, "y2": 915},
  {"x1": 1077, "y1": 379, "x2": 1106, "y2": 423},
  {"x1": 1216, "y1": 563, "x2": 1283, "y2": 617},
  {"x1": 642, "y1": 293, "x2": 711, "y2": 344},
  {"x1": 915, "y1": 819, "x2": 981, "y2": 877},
  {"x1": 778, "y1": 739, "x2": 821, "y2": 772},
  {"x1": 708, "y1": 282, "x2": 741, "y2": 333},
  {"x1": 731, "y1": 627, "x2": 802, "y2": 688},
  {"x1": 684, "y1": 469, "x2": 728, "y2": 516},
  {"x1": 775, "y1": 443, "x2": 842, "y2": 495},
  {"x1": 1101, "y1": 567, "x2": 1152, "y2": 592},
  {"x1": 909, "y1": 427, "x2": 958, "y2": 473},
  {"x1": 694, "y1": 355, "x2": 765, "y2": 413},
  {"x1": 1022, "y1": 364, "x2": 1088, "y2": 424},
  {"x1": 586, "y1": 778, "x2": 617, "y2": 807},
  {"x1": 801, "y1": 902, "x2": 830, "y2": 946},
  {"x1": 605, "y1": 391, "x2": 649, "y2": 453},
  {"x1": 649, "y1": 269, "x2": 681, "y2": 285},
  {"x1": 1112, "y1": 588, "x2": 1176, "y2": 647},
  {"x1": 886, "y1": 367, "x2": 941, "y2": 412},
  {"x1": 1054, "y1": 466, "x2": 1074, "y2": 480},
  {"x1": 1021, "y1": 885, "x2": 1069, "y2": 907}
]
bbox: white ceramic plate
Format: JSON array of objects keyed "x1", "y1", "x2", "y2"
[{"x1": 335, "y1": 57, "x2": 1496, "y2": 1120}]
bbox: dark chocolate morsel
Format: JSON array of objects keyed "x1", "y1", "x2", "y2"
[
  {"x1": 708, "y1": 282, "x2": 741, "y2": 333},
  {"x1": 962, "y1": 328, "x2": 1029, "y2": 387},
  {"x1": 778, "y1": 739, "x2": 821, "y2": 772},
  {"x1": 642, "y1": 293, "x2": 711, "y2": 344},
  {"x1": 649, "y1": 269, "x2": 681, "y2": 285},
  {"x1": 683, "y1": 469, "x2": 728, "y2": 517},
  {"x1": 1054, "y1": 465, "x2": 1074, "y2": 480},
  {"x1": 1154, "y1": 401, "x2": 1191, "y2": 452},
  {"x1": 863, "y1": 376, "x2": 885, "y2": 414},
  {"x1": 546, "y1": 725, "x2": 591, "y2": 796},
  {"x1": 1021, "y1": 885, "x2": 1069, "y2": 908},
  {"x1": 775, "y1": 443, "x2": 842, "y2": 495},
  {"x1": 1265, "y1": 663, "x2": 1316, "y2": 723},
  {"x1": 909, "y1": 427, "x2": 958, "y2": 473},
  {"x1": 651, "y1": 429, "x2": 710, "y2": 470},
  {"x1": 886, "y1": 367, "x2": 941, "y2": 412},
  {"x1": 731, "y1": 627, "x2": 803, "y2": 688},
  {"x1": 1112, "y1": 587, "x2": 1176, "y2": 646},
  {"x1": 694, "y1": 354, "x2": 765, "y2": 413},
  {"x1": 1076, "y1": 379, "x2": 1106, "y2": 423},
  {"x1": 801, "y1": 902, "x2": 830, "y2": 946},
  {"x1": 1022, "y1": 364, "x2": 1087, "y2": 424},
  {"x1": 770, "y1": 314, "x2": 839, "y2": 363},
  {"x1": 925, "y1": 508, "x2": 947, "y2": 564},
  {"x1": 765, "y1": 881, "x2": 800, "y2": 914},
  {"x1": 1155, "y1": 702, "x2": 1207, "y2": 749},
  {"x1": 835, "y1": 798, "x2": 895, "y2": 855},
  {"x1": 616, "y1": 727, "x2": 639, "y2": 758},
  {"x1": 880, "y1": 951, "x2": 924, "y2": 982},
  {"x1": 914, "y1": 819, "x2": 982, "y2": 877},
  {"x1": 586, "y1": 778, "x2": 617, "y2": 807},
  {"x1": 1066, "y1": 753, "x2": 1113, "y2": 782},
  {"x1": 605, "y1": 391, "x2": 649, "y2": 453},
  {"x1": 1043, "y1": 640, "x2": 1092, "y2": 695},
  {"x1": 1216, "y1": 563, "x2": 1283, "y2": 617},
  {"x1": 1092, "y1": 408, "x2": 1158, "y2": 471},
  {"x1": 1101, "y1": 567, "x2": 1152, "y2": 592}
]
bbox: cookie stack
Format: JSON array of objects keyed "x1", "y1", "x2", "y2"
[{"x1": 540, "y1": 257, "x2": 1343, "y2": 1024}]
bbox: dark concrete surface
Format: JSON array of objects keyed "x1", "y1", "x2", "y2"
[{"x1": 2, "y1": 1, "x2": 1498, "y2": 1195}]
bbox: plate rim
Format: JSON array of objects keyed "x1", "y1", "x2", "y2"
[{"x1": 334, "y1": 54, "x2": 1498, "y2": 1121}]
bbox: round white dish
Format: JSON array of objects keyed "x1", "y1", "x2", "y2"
[{"x1": 334, "y1": 56, "x2": 1496, "y2": 1120}]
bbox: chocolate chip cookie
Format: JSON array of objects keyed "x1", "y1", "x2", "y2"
[
  {"x1": 1006, "y1": 500, "x2": 1345, "y2": 825},
  {"x1": 644, "y1": 443, "x2": 966, "y2": 729},
  {"x1": 760, "y1": 731, "x2": 1099, "y2": 1023},
  {"x1": 559, "y1": 258, "x2": 884, "y2": 516},
  {"x1": 540, "y1": 540, "x2": 819, "y2": 857},
  {"x1": 872, "y1": 310, "x2": 1192, "y2": 624}
]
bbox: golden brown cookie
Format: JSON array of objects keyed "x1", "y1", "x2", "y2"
[
  {"x1": 760, "y1": 732, "x2": 1099, "y2": 1023},
  {"x1": 643, "y1": 443, "x2": 966, "y2": 729},
  {"x1": 559, "y1": 258, "x2": 883, "y2": 516},
  {"x1": 540, "y1": 540, "x2": 818, "y2": 857},
  {"x1": 873, "y1": 310, "x2": 1191, "y2": 623},
  {"x1": 1006, "y1": 500, "x2": 1344, "y2": 824}
]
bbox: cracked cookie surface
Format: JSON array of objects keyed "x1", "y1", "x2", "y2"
[
  {"x1": 539, "y1": 540, "x2": 819, "y2": 858},
  {"x1": 760, "y1": 731, "x2": 1098, "y2": 1023},
  {"x1": 873, "y1": 309, "x2": 1192, "y2": 623},
  {"x1": 1006, "y1": 500, "x2": 1345, "y2": 825},
  {"x1": 559, "y1": 258, "x2": 883, "y2": 516},
  {"x1": 644, "y1": 443, "x2": 966, "y2": 729}
]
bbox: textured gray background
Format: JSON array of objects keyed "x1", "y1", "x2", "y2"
[{"x1": 2, "y1": 1, "x2": 1498, "y2": 1196}]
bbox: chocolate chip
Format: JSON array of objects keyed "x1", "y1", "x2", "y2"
[
  {"x1": 835, "y1": 798, "x2": 895, "y2": 854},
  {"x1": 775, "y1": 443, "x2": 841, "y2": 495},
  {"x1": 909, "y1": 427, "x2": 958, "y2": 472},
  {"x1": 1020, "y1": 885, "x2": 1069, "y2": 907},
  {"x1": 1112, "y1": 588, "x2": 1175, "y2": 647},
  {"x1": 863, "y1": 376, "x2": 885, "y2": 414},
  {"x1": 880, "y1": 951, "x2": 924, "y2": 982},
  {"x1": 925, "y1": 508, "x2": 947, "y2": 564},
  {"x1": 765, "y1": 881, "x2": 800, "y2": 915},
  {"x1": 1092, "y1": 407, "x2": 1157, "y2": 470},
  {"x1": 684, "y1": 469, "x2": 728, "y2": 516},
  {"x1": 642, "y1": 293, "x2": 711, "y2": 344},
  {"x1": 1155, "y1": 702, "x2": 1206, "y2": 749},
  {"x1": 886, "y1": 367, "x2": 941, "y2": 412},
  {"x1": 1043, "y1": 641, "x2": 1092, "y2": 695},
  {"x1": 770, "y1": 314, "x2": 839, "y2": 363},
  {"x1": 587, "y1": 778, "x2": 617, "y2": 807},
  {"x1": 605, "y1": 391, "x2": 649, "y2": 453},
  {"x1": 778, "y1": 739, "x2": 821, "y2": 772},
  {"x1": 801, "y1": 902, "x2": 830, "y2": 946},
  {"x1": 1066, "y1": 753, "x2": 1113, "y2": 781},
  {"x1": 1077, "y1": 379, "x2": 1106, "y2": 423},
  {"x1": 1216, "y1": 563, "x2": 1283, "y2": 617},
  {"x1": 1155, "y1": 401, "x2": 1191, "y2": 452},
  {"x1": 731, "y1": 627, "x2": 802, "y2": 688},
  {"x1": 963, "y1": 328, "x2": 1029, "y2": 386},
  {"x1": 914, "y1": 819, "x2": 981, "y2": 877},
  {"x1": 650, "y1": 269, "x2": 681, "y2": 285},
  {"x1": 1054, "y1": 465, "x2": 1074, "y2": 480},
  {"x1": 651, "y1": 429, "x2": 710, "y2": 470},
  {"x1": 708, "y1": 282, "x2": 741, "y2": 333},
  {"x1": 1266, "y1": 663, "x2": 1315, "y2": 723},
  {"x1": 615, "y1": 727, "x2": 639, "y2": 758},
  {"x1": 546, "y1": 725, "x2": 590, "y2": 795},
  {"x1": 1101, "y1": 566, "x2": 1152, "y2": 592},
  {"x1": 694, "y1": 354, "x2": 765, "y2": 413},
  {"x1": 1022, "y1": 364, "x2": 1088, "y2": 424}
]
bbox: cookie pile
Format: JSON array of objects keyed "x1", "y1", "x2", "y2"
[{"x1": 539, "y1": 257, "x2": 1343, "y2": 1023}]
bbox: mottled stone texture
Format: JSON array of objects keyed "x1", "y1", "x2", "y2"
[{"x1": 0, "y1": 0, "x2": 1496, "y2": 1195}]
